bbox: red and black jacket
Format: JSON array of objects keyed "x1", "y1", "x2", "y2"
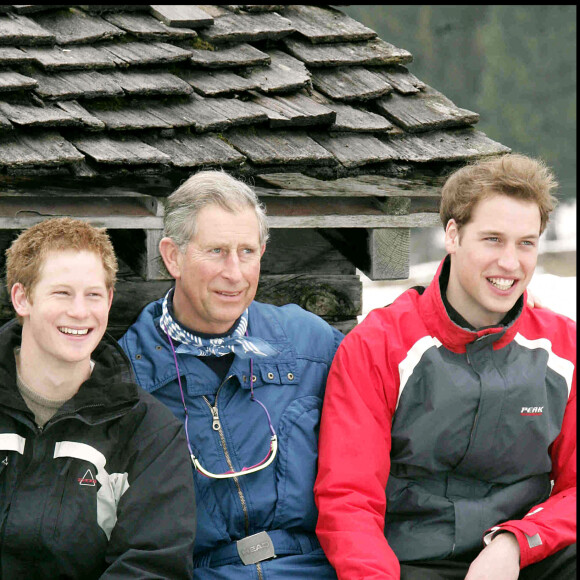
[{"x1": 315, "y1": 256, "x2": 576, "y2": 579}]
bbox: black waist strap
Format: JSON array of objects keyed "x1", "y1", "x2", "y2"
[{"x1": 192, "y1": 529, "x2": 321, "y2": 568}]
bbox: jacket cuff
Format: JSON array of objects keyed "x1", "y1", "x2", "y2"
[{"x1": 483, "y1": 525, "x2": 541, "y2": 568}]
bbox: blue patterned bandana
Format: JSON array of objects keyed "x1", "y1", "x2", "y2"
[{"x1": 159, "y1": 289, "x2": 277, "y2": 359}]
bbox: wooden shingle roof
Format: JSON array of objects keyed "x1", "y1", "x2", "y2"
[
  {"x1": 0, "y1": 5, "x2": 511, "y2": 333},
  {"x1": 0, "y1": 4, "x2": 508, "y2": 181}
]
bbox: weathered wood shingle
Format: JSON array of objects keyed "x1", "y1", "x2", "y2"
[
  {"x1": 31, "y1": 8, "x2": 126, "y2": 45},
  {"x1": 282, "y1": 5, "x2": 376, "y2": 44},
  {"x1": 199, "y1": 11, "x2": 295, "y2": 44},
  {"x1": 0, "y1": 13, "x2": 55, "y2": 45}
]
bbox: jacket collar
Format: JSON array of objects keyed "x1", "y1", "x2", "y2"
[
  {"x1": 420, "y1": 256, "x2": 525, "y2": 352},
  {"x1": 0, "y1": 319, "x2": 139, "y2": 425},
  {"x1": 127, "y1": 298, "x2": 298, "y2": 397}
]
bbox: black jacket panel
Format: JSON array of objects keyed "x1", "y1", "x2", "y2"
[{"x1": 0, "y1": 320, "x2": 196, "y2": 580}]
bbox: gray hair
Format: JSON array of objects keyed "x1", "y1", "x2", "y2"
[{"x1": 163, "y1": 170, "x2": 269, "y2": 250}]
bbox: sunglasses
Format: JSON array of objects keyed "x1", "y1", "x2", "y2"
[{"x1": 166, "y1": 330, "x2": 278, "y2": 479}]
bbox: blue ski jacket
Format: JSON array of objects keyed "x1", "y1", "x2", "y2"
[{"x1": 120, "y1": 298, "x2": 343, "y2": 580}]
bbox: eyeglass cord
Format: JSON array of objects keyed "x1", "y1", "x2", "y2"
[{"x1": 166, "y1": 329, "x2": 276, "y2": 475}]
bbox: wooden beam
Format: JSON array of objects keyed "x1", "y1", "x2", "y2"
[
  {"x1": 0, "y1": 192, "x2": 162, "y2": 229},
  {"x1": 319, "y1": 227, "x2": 411, "y2": 280}
]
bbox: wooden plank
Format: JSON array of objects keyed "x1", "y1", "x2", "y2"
[
  {"x1": 311, "y1": 66, "x2": 392, "y2": 102},
  {"x1": 149, "y1": 5, "x2": 213, "y2": 28},
  {"x1": 0, "y1": 69, "x2": 37, "y2": 92},
  {"x1": 261, "y1": 229, "x2": 356, "y2": 275},
  {"x1": 0, "y1": 131, "x2": 84, "y2": 167},
  {"x1": 282, "y1": 5, "x2": 376, "y2": 44},
  {"x1": 0, "y1": 193, "x2": 162, "y2": 232},
  {"x1": 199, "y1": 11, "x2": 294, "y2": 44},
  {"x1": 374, "y1": 85, "x2": 479, "y2": 133},
  {"x1": 257, "y1": 172, "x2": 442, "y2": 198},
  {"x1": 84, "y1": 102, "x2": 173, "y2": 131},
  {"x1": 0, "y1": 46, "x2": 35, "y2": 65},
  {"x1": 242, "y1": 49, "x2": 310, "y2": 93},
  {"x1": 142, "y1": 98, "x2": 221, "y2": 130},
  {"x1": 0, "y1": 102, "x2": 79, "y2": 128},
  {"x1": 56, "y1": 100, "x2": 106, "y2": 130},
  {"x1": 140, "y1": 132, "x2": 246, "y2": 168},
  {"x1": 181, "y1": 69, "x2": 259, "y2": 96},
  {"x1": 264, "y1": 202, "x2": 440, "y2": 228},
  {"x1": 0, "y1": 13, "x2": 55, "y2": 45},
  {"x1": 368, "y1": 228, "x2": 410, "y2": 279},
  {"x1": 69, "y1": 134, "x2": 170, "y2": 165},
  {"x1": 189, "y1": 43, "x2": 270, "y2": 69},
  {"x1": 382, "y1": 128, "x2": 511, "y2": 163},
  {"x1": 283, "y1": 37, "x2": 412, "y2": 67},
  {"x1": 319, "y1": 227, "x2": 410, "y2": 280},
  {"x1": 257, "y1": 173, "x2": 436, "y2": 198},
  {"x1": 105, "y1": 70, "x2": 193, "y2": 97},
  {"x1": 32, "y1": 69, "x2": 124, "y2": 100},
  {"x1": 312, "y1": 132, "x2": 400, "y2": 168},
  {"x1": 32, "y1": 7, "x2": 125, "y2": 45},
  {"x1": 23, "y1": 45, "x2": 117, "y2": 70},
  {"x1": 103, "y1": 12, "x2": 198, "y2": 40},
  {"x1": 373, "y1": 65, "x2": 425, "y2": 95},
  {"x1": 250, "y1": 91, "x2": 336, "y2": 127},
  {"x1": 327, "y1": 102, "x2": 400, "y2": 133},
  {"x1": 186, "y1": 94, "x2": 268, "y2": 130},
  {"x1": 100, "y1": 41, "x2": 192, "y2": 67},
  {"x1": 226, "y1": 128, "x2": 335, "y2": 166}
]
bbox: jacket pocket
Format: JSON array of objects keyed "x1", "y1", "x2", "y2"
[
  {"x1": 272, "y1": 396, "x2": 321, "y2": 530},
  {"x1": 51, "y1": 457, "x2": 99, "y2": 541}
]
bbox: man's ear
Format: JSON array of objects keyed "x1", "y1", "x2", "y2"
[
  {"x1": 260, "y1": 244, "x2": 266, "y2": 258},
  {"x1": 11, "y1": 283, "x2": 30, "y2": 318},
  {"x1": 444, "y1": 219, "x2": 460, "y2": 255},
  {"x1": 159, "y1": 237, "x2": 183, "y2": 280}
]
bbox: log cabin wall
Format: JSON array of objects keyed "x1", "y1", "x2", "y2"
[{"x1": 0, "y1": 5, "x2": 510, "y2": 335}]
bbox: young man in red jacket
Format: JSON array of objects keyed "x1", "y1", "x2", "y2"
[{"x1": 314, "y1": 154, "x2": 576, "y2": 580}]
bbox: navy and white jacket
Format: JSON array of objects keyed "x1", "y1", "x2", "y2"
[
  {"x1": 0, "y1": 319, "x2": 196, "y2": 580},
  {"x1": 121, "y1": 299, "x2": 343, "y2": 580}
]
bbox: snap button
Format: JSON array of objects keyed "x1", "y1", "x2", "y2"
[
  {"x1": 135, "y1": 354, "x2": 142, "y2": 360},
  {"x1": 252, "y1": 375, "x2": 257, "y2": 383},
  {"x1": 155, "y1": 345, "x2": 162, "y2": 350},
  {"x1": 267, "y1": 372, "x2": 274, "y2": 380},
  {"x1": 242, "y1": 375, "x2": 247, "y2": 382},
  {"x1": 287, "y1": 373, "x2": 294, "y2": 380}
]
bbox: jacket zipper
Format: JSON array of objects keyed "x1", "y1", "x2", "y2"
[
  {"x1": 465, "y1": 348, "x2": 480, "y2": 450},
  {"x1": 202, "y1": 378, "x2": 264, "y2": 579},
  {"x1": 202, "y1": 377, "x2": 251, "y2": 535}
]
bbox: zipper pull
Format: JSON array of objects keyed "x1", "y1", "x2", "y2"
[{"x1": 210, "y1": 407, "x2": 221, "y2": 431}]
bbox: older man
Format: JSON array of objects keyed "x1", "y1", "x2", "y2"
[{"x1": 120, "y1": 171, "x2": 342, "y2": 579}]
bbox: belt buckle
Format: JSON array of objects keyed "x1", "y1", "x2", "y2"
[{"x1": 236, "y1": 531, "x2": 276, "y2": 565}]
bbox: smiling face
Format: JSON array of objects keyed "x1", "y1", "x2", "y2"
[
  {"x1": 11, "y1": 250, "x2": 113, "y2": 369},
  {"x1": 444, "y1": 193, "x2": 541, "y2": 328},
  {"x1": 160, "y1": 204, "x2": 265, "y2": 334}
]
